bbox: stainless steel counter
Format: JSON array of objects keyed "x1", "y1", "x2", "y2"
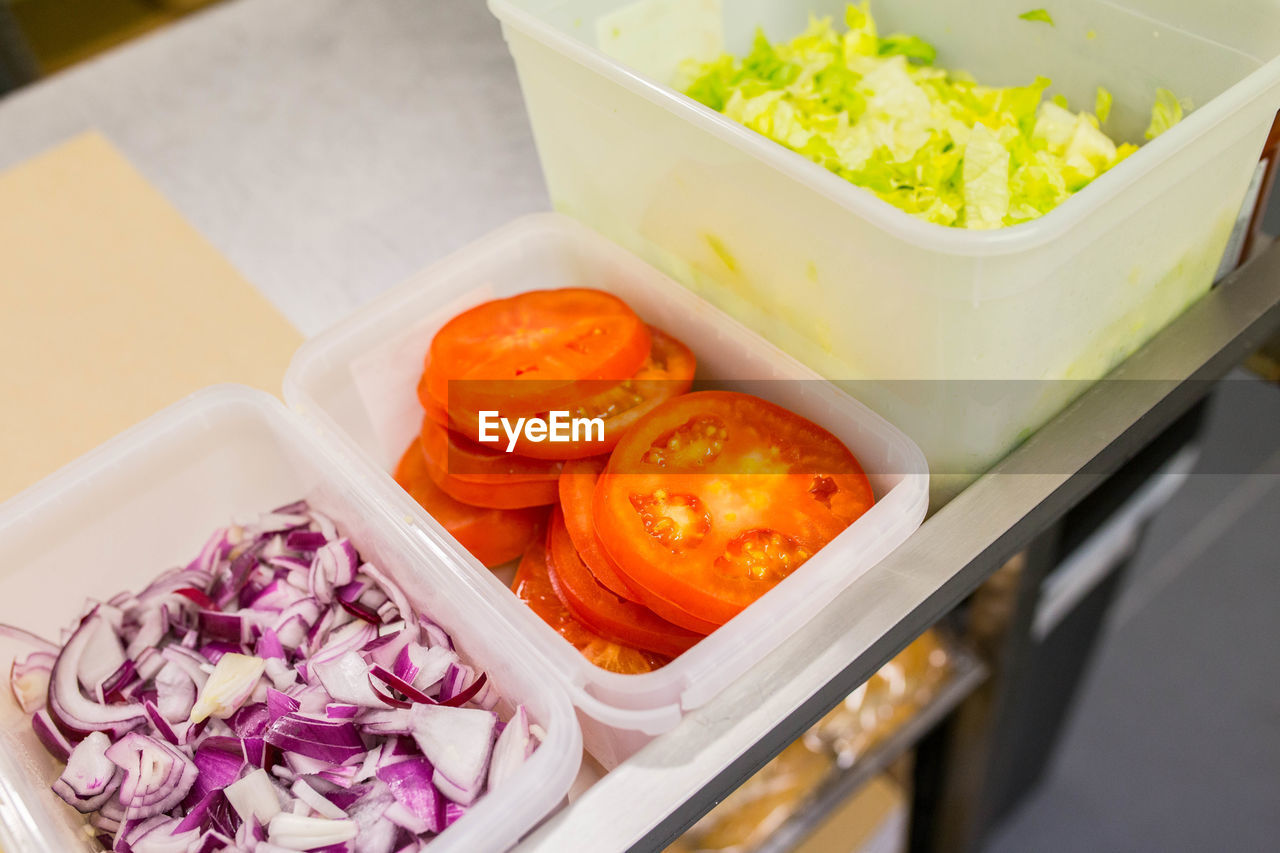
[{"x1": 0, "y1": 0, "x2": 546, "y2": 336}]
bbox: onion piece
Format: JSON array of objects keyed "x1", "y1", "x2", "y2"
[
  {"x1": 173, "y1": 587, "x2": 217, "y2": 610},
  {"x1": 291, "y1": 778, "x2": 347, "y2": 819},
  {"x1": 32, "y1": 708, "x2": 74, "y2": 761},
  {"x1": 189, "y1": 653, "x2": 266, "y2": 724},
  {"x1": 225, "y1": 767, "x2": 283, "y2": 825},
  {"x1": 376, "y1": 757, "x2": 445, "y2": 833},
  {"x1": 285, "y1": 530, "x2": 328, "y2": 552},
  {"x1": 52, "y1": 731, "x2": 120, "y2": 813},
  {"x1": 265, "y1": 713, "x2": 367, "y2": 764},
  {"x1": 313, "y1": 651, "x2": 385, "y2": 708},
  {"x1": 358, "y1": 709, "x2": 413, "y2": 736},
  {"x1": 9, "y1": 651, "x2": 54, "y2": 713},
  {"x1": 384, "y1": 799, "x2": 432, "y2": 836},
  {"x1": 96, "y1": 659, "x2": 137, "y2": 705},
  {"x1": 360, "y1": 565, "x2": 417, "y2": 642},
  {"x1": 104, "y1": 732, "x2": 198, "y2": 819},
  {"x1": 142, "y1": 701, "x2": 180, "y2": 745},
  {"x1": 154, "y1": 662, "x2": 197, "y2": 723},
  {"x1": 267, "y1": 812, "x2": 358, "y2": 850},
  {"x1": 440, "y1": 672, "x2": 488, "y2": 708},
  {"x1": 410, "y1": 705, "x2": 496, "y2": 806},
  {"x1": 487, "y1": 705, "x2": 532, "y2": 792},
  {"x1": 47, "y1": 611, "x2": 147, "y2": 740},
  {"x1": 419, "y1": 620, "x2": 452, "y2": 651},
  {"x1": 368, "y1": 665, "x2": 436, "y2": 706},
  {"x1": 76, "y1": 615, "x2": 127, "y2": 695},
  {"x1": 122, "y1": 815, "x2": 198, "y2": 853},
  {"x1": 309, "y1": 538, "x2": 359, "y2": 604}
]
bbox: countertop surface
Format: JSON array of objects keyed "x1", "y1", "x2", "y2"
[{"x1": 0, "y1": 0, "x2": 546, "y2": 336}]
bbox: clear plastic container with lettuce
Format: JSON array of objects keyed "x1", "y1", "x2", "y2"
[
  {"x1": 490, "y1": 0, "x2": 1280, "y2": 508},
  {"x1": 679, "y1": 2, "x2": 1187, "y2": 229}
]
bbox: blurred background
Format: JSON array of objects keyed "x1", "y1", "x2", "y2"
[
  {"x1": 1, "y1": 0, "x2": 219, "y2": 84},
  {"x1": 1, "y1": 2, "x2": 1277, "y2": 852}
]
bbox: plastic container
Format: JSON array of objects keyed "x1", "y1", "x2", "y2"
[
  {"x1": 489, "y1": 0, "x2": 1280, "y2": 503},
  {"x1": 285, "y1": 213, "x2": 929, "y2": 766},
  {"x1": 0, "y1": 386, "x2": 581, "y2": 853}
]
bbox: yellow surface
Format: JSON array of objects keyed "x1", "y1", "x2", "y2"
[
  {"x1": 0, "y1": 131, "x2": 301, "y2": 501},
  {"x1": 793, "y1": 774, "x2": 905, "y2": 853}
]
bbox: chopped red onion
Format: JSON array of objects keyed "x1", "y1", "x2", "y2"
[{"x1": 0, "y1": 501, "x2": 535, "y2": 851}]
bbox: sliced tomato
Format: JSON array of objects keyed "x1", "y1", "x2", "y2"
[
  {"x1": 418, "y1": 417, "x2": 560, "y2": 508},
  {"x1": 440, "y1": 327, "x2": 696, "y2": 460},
  {"x1": 394, "y1": 439, "x2": 547, "y2": 567},
  {"x1": 593, "y1": 392, "x2": 875, "y2": 625},
  {"x1": 557, "y1": 457, "x2": 640, "y2": 601},
  {"x1": 545, "y1": 507, "x2": 703, "y2": 657},
  {"x1": 418, "y1": 373, "x2": 450, "y2": 428},
  {"x1": 419, "y1": 416, "x2": 563, "y2": 482},
  {"x1": 512, "y1": 539, "x2": 666, "y2": 675},
  {"x1": 607, "y1": 566, "x2": 723, "y2": 635},
  {"x1": 559, "y1": 458, "x2": 720, "y2": 633},
  {"x1": 421, "y1": 454, "x2": 557, "y2": 509},
  {"x1": 425, "y1": 289, "x2": 651, "y2": 416}
]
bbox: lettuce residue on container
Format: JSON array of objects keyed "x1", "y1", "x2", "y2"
[{"x1": 679, "y1": 2, "x2": 1185, "y2": 229}]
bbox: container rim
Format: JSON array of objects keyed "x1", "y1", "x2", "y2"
[{"x1": 488, "y1": 0, "x2": 1280, "y2": 257}]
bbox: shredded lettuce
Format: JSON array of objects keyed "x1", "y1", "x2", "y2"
[
  {"x1": 1095, "y1": 86, "x2": 1112, "y2": 124},
  {"x1": 877, "y1": 34, "x2": 936, "y2": 65},
  {"x1": 679, "y1": 2, "x2": 1183, "y2": 228},
  {"x1": 1019, "y1": 9, "x2": 1055, "y2": 26},
  {"x1": 1145, "y1": 87, "x2": 1186, "y2": 140}
]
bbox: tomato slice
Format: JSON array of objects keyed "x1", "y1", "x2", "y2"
[
  {"x1": 512, "y1": 539, "x2": 666, "y2": 675},
  {"x1": 419, "y1": 420, "x2": 558, "y2": 509},
  {"x1": 606, "y1": 564, "x2": 723, "y2": 635},
  {"x1": 438, "y1": 327, "x2": 696, "y2": 461},
  {"x1": 545, "y1": 507, "x2": 703, "y2": 657},
  {"x1": 593, "y1": 391, "x2": 875, "y2": 625},
  {"x1": 425, "y1": 289, "x2": 651, "y2": 416},
  {"x1": 557, "y1": 457, "x2": 640, "y2": 601},
  {"x1": 418, "y1": 374, "x2": 450, "y2": 428},
  {"x1": 417, "y1": 417, "x2": 561, "y2": 508},
  {"x1": 559, "y1": 458, "x2": 720, "y2": 633},
  {"x1": 394, "y1": 439, "x2": 547, "y2": 568},
  {"x1": 419, "y1": 416, "x2": 562, "y2": 482}
]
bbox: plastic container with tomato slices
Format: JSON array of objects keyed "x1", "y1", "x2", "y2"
[
  {"x1": 0, "y1": 386, "x2": 581, "y2": 852},
  {"x1": 285, "y1": 214, "x2": 930, "y2": 766}
]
